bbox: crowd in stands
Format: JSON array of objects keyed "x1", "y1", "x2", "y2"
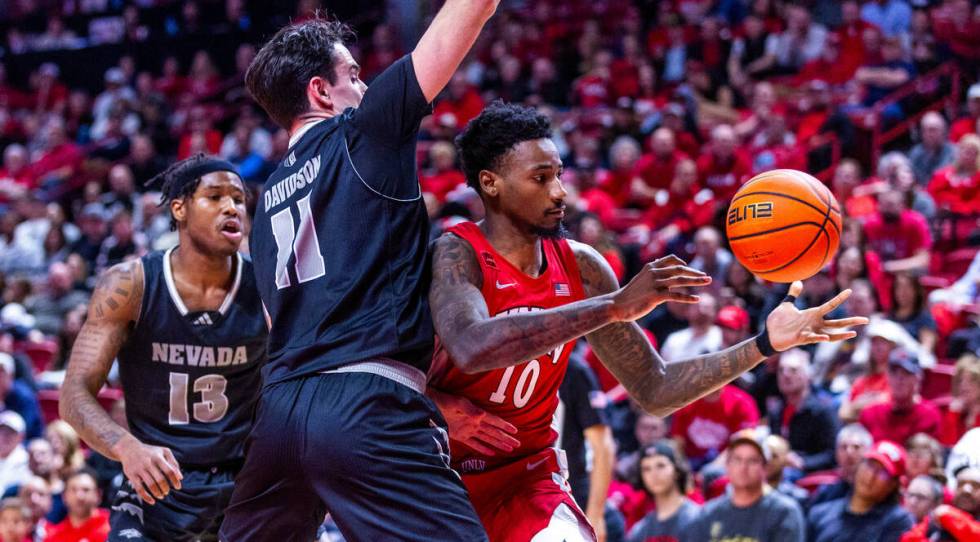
[{"x1": 0, "y1": 0, "x2": 979, "y2": 540}]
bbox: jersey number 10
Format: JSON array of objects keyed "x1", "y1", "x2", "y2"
[{"x1": 270, "y1": 194, "x2": 326, "y2": 290}]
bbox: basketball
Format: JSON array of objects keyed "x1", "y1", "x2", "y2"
[{"x1": 726, "y1": 169, "x2": 842, "y2": 283}]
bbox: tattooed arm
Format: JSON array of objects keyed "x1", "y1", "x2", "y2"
[
  {"x1": 60, "y1": 260, "x2": 181, "y2": 504},
  {"x1": 428, "y1": 233, "x2": 709, "y2": 374},
  {"x1": 574, "y1": 241, "x2": 867, "y2": 416}
]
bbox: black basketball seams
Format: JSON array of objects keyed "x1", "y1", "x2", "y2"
[
  {"x1": 758, "y1": 187, "x2": 834, "y2": 274},
  {"x1": 728, "y1": 221, "x2": 823, "y2": 241}
]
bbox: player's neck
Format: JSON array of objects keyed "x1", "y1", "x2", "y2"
[
  {"x1": 171, "y1": 244, "x2": 236, "y2": 290},
  {"x1": 289, "y1": 112, "x2": 334, "y2": 142},
  {"x1": 479, "y1": 217, "x2": 544, "y2": 277}
]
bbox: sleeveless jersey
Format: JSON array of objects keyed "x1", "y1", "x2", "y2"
[
  {"x1": 116, "y1": 248, "x2": 267, "y2": 467},
  {"x1": 429, "y1": 222, "x2": 586, "y2": 473},
  {"x1": 249, "y1": 55, "x2": 434, "y2": 384}
]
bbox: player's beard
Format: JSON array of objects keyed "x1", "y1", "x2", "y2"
[{"x1": 533, "y1": 221, "x2": 568, "y2": 239}]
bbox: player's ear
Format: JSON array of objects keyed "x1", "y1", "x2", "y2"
[
  {"x1": 307, "y1": 76, "x2": 333, "y2": 112},
  {"x1": 479, "y1": 170, "x2": 499, "y2": 197},
  {"x1": 171, "y1": 197, "x2": 187, "y2": 226}
]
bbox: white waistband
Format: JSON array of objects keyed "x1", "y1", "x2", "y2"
[{"x1": 321, "y1": 359, "x2": 426, "y2": 394}]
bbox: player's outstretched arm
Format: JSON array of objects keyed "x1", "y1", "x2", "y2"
[
  {"x1": 411, "y1": 0, "x2": 500, "y2": 103},
  {"x1": 429, "y1": 234, "x2": 708, "y2": 374},
  {"x1": 60, "y1": 261, "x2": 181, "y2": 504},
  {"x1": 576, "y1": 243, "x2": 868, "y2": 416}
]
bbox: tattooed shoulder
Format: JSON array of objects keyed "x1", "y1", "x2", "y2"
[
  {"x1": 569, "y1": 240, "x2": 619, "y2": 297},
  {"x1": 90, "y1": 259, "x2": 144, "y2": 323},
  {"x1": 431, "y1": 233, "x2": 483, "y2": 290}
]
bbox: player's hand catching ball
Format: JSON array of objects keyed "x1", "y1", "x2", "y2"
[
  {"x1": 113, "y1": 434, "x2": 182, "y2": 504},
  {"x1": 611, "y1": 254, "x2": 712, "y2": 322},
  {"x1": 434, "y1": 392, "x2": 520, "y2": 456},
  {"x1": 765, "y1": 281, "x2": 869, "y2": 352}
]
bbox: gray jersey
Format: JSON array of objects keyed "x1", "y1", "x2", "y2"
[{"x1": 684, "y1": 491, "x2": 805, "y2": 542}]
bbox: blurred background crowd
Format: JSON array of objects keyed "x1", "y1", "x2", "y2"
[{"x1": 0, "y1": 0, "x2": 979, "y2": 540}]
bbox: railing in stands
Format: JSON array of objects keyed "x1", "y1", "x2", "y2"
[{"x1": 870, "y1": 62, "x2": 962, "y2": 163}]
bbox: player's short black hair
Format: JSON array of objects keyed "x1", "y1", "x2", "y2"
[
  {"x1": 246, "y1": 17, "x2": 356, "y2": 128},
  {"x1": 148, "y1": 153, "x2": 243, "y2": 231},
  {"x1": 455, "y1": 101, "x2": 552, "y2": 194}
]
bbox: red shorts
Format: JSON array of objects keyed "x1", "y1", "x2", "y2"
[{"x1": 461, "y1": 449, "x2": 596, "y2": 542}]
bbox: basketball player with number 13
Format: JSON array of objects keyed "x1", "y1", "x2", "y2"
[{"x1": 427, "y1": 104, "x2": 867, "y2": 542}]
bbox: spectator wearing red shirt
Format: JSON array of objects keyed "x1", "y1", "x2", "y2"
[
  {"x1": 660, "y1": 103, "x2": 701, "y2": 158},
  {"x1": 941, "y1": 355, "x2": 980, "y2": 447},
  {"x1": 832, "y1": 159, "x2": 878, "y2": 219},
  {"x1": 928, "y1": 134, "x2": 980, "y2": 215},
  {"x1": 574, "y1": 163, "x2": 620, "y2": 231},
  {"x1": 0, "y1": 64, "x2": 30, "y2": 111},
  {"x1": 950, "y1": 84, "x2": 980, "y2": 143},
  {"x1": 154, "y1": 56, "x2": 186, "y2": 103},
  {"x1": 696, "y1": 124, "x2": 752, "y2": 202},
  {"x1": 28, "y1": 121, "x2": 83, "y2": 199},
  {"x1": 433, "y1": 73, "x2": 484, "y2": 129},
  {"x1": 734, "y1": 81, "x2": 777, "y2": 143},
  {"x1": 602, "y1": 136, "x2": 642, "y2": 207},
  {"x1": 0, "y1": 145, "x2": 33, "y2": 203},
  {"x1": 44, "y1": 469, "x2": 108, "y2": 542},
  {"x1": 902, "y1": 465, "x2": 980, "y2": 542},
  {"x1": 420, "y1": 142, "x2": 466, "y2": 204},
  {"x1": 863, "y1": 190, "x2": 932, "y2": 275},
  {"x1": 839, "y1": 318, "x2": 907, "y2": 423},
  {"x1": 748, "y1": 107, "x2": 805, "y2": 175},
  {"x1": 632, "y1": 128, "x2": 688, "y2": 203},
  {"x1": 797, "y1": 34, "x2": 857, "y2": 87},
  {"x1": 638, "y1": 159, "x2": 716, "y2": 258},
  {"x1": 836, "y1": 0, "x2": 875, "y2": 78},
  {"x1": 32, "y1": 64, "x2": 68, "y2": 114},
  {"x1": 860, "y1": 349, "x2": 942, "y2": 445},
  {"x1": 185, "y1": 51, "x2": 222, "y2": 101},
  {"x1": 670, "y1": 384, "x2": 760, "y2": 470},
  {"x1": 572, "y1": 50, "x2": 612, "y2": 108},
  {"x1": 176, "y1": 106, "x2": 222, "y2": 160},
  {"x1": 931, "y1": 0, "x2": 980, "y2": 63}
]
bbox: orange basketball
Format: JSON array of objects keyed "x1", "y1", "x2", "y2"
[{"x1": 726, "y1": 169, "x2": 841, "y2": 283}]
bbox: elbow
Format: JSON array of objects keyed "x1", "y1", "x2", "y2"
[
  {"x1": 57, "y1": 388, "x2": 74, "y2": 423},
  {"x1": 449, "y1": 344, "x2": 486, "y2": 375}
]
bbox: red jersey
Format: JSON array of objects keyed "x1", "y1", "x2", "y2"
[{"x1": 429, "y1": 222, "x2": 586, "y2": 473}]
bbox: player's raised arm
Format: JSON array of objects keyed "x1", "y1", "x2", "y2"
[
  {"x1": 412, "y1": 0, "x2": 500, "y2": 103},
  {"x1": 60, "y1": 261, "x2": 181, "y2": 505},
  {"x1": 573, "y1": 243, "x2": 869, "y2": 416},
  {"x1": 428, "y1": 234, "x2": 709, "y2": 374}
]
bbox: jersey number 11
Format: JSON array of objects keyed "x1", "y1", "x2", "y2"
[{"x1": 270, "y1": 194, "x2": 326, "y2": 290}]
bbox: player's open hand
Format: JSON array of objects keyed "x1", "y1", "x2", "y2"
[
  {"x1": 612, "y1": 254, "x2": 711, "y2": 322},
  {"x1": 765, "y1": 281, "x2": 869, "y2": 352},
  {"x1": 114, "y1": 435, "x2": 182, "y2": 504},
  {"x1": 437, "y1": 393, "x2": 520, "y2": 456}
]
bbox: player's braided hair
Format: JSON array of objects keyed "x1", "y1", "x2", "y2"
[
  {"x1": 246, "y1": 16, "x2": 356, "y2": 128},
  {"x1": 454, "y1": 101, "x2": 552, "y2": 194},
  {"x1": 147, "y1": 153, "x2": 217, "y2": 231}
]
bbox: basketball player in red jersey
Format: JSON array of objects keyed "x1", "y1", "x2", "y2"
[{"x1": 427, "y1": 102, "x2": 869, "y2": 542}]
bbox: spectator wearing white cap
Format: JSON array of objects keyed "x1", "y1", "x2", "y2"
[
  {"x1": 90, "y1": 68, "x2": 135, "y2": 141},
  {"x1": 0, "y1": 354, "x2": 42, "y2": 441},
  {"x1": 949, "y1": 83, "x2": 980, "y2": 142},
  {"x1": 0, "y1": 411, "x2": 28, "y2": 494}
]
